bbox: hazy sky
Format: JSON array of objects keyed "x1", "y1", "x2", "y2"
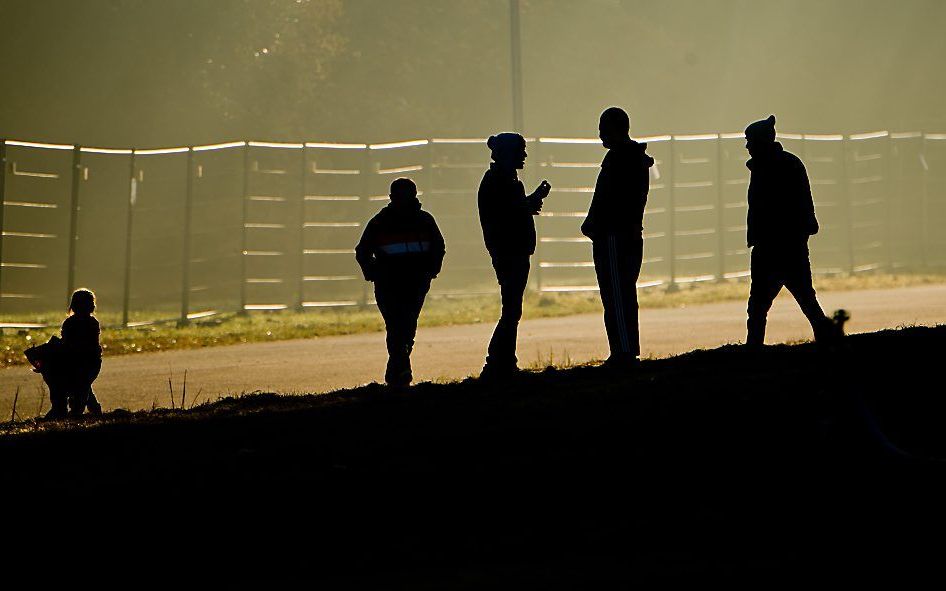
[{"x1": 1, "y1": 0, "x2": 944, "y2": 146}]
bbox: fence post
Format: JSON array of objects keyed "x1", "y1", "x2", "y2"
[
  {"x1": 883, "y1": 134, "x2": 894, "y2": 271},
  {"x1": 239, "y1": 143, "x2": 250, "y2": 313},
  {"x1": 840, "y1": 136, "x2": 855, "y2": 273},
  {"x1": 296, "y1": 146, "x2": 307, "y2": 311},
  {"x1": 920, "y1": 134, "x2": 929, "y2": 269},
  {"x1": 667, "y1": 137, "x2": 677, "y2": 290},
  {"x1": 178, "y1": 148, "x2": 195, "y2": 326},
  {"x1": 360, "y1": 147, "x2": 373, "y2": 308},
  {"x1": 0, "y1": 140, "x2": 6, "y2": 313},
  {"x1": 533, "y1": 140, "x2": 544, "y2": 293},
  {"x1": 66, "y1": 146, "x2": 82, "y2": 304},
  {"x1": 121, "y1": 151, "x2": 137, "y2": 327},
  {"x1": 715, "y1": 135, "x2": 725, "y2": 281}
]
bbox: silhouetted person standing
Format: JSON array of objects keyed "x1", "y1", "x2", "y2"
[
  {"x1": 581, "y1": 107, "x2": 654, "y2": 368},
  {"x1": 744, "y1": 115, "x2": 833, "y2": 346},
  {"x1": 356, "y1": 178, "x2": 445, "y2": 386},
  {"x1": 478, "y1": 133, "x2": 551, "y2": 378}
]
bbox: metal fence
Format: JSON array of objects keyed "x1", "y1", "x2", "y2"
[{"x1": 1, "y1": 131, "x2": 944, "y2": 325}]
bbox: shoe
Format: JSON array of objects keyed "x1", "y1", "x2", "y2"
[
  {"x1": 41, "y1": 407, "x2": 68, "y2": 421},
  {"x1": 87, "y1": 400, "x2": 103, "y2": 416},
  {"x1": 602, "y1": 354, "x2": 640, "y2": 371},
  {"x1": 480, "y1": 363, "x2": 520, "y2": 381},
  {"x1": 385, "y1": 368, "x2": 412, "y2": 388}
]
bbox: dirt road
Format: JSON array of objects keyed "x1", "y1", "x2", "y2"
[{"x1": 3, "y1": 284, "x2": 944, "y2": 416}]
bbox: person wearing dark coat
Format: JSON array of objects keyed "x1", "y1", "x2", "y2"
[
  {"x1": 744, "y1": 115, "x2": 833, "y2": 346},
  {"x1": 581, "y1": 107, "x2": 654, "y2": 367},
  {"x1": 355, "y1": 178, "x2": 445, "y2": 386},
  {"x1": 38, "y1": 288, "x2": 103, "y2": 419},
  {"x1": 477, "y1": 132, "x2": 551, "y2": 378}
]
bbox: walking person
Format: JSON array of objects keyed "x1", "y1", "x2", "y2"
[
  {"x1": 581, "y1": 107, "x2": 654, "y2": 368},
  {"x1": 478, "y1": 133, "x2": 551, "y2": 379},
  {"x1": 355, "y1": 178, "x2": 445, "y2": 386},
  {"x1": 743, "y1": 115, "x2": 834, "y2": 346}
]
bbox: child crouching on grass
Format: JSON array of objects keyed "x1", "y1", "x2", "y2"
[{"x1": 28, "y1": 288, "x2": 103, "y2": 419}]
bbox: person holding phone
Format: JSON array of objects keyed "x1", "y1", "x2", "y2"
[{"x1": 477, "y1": 132, "x2": 551, "y2": 379}]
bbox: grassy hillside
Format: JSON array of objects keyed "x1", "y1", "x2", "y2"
[{"x1": 2, "y1": 325, "x2": 945, "y2": 582}]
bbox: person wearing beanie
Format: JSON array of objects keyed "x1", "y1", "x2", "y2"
[
  {"x1": 478, "y1": 132, "x2": 551, "y2": 379},
  {"x1": 743, "y1": 115, "x2": 833, "y2": 346},
  {"x1": 581, "y1": 107, "x2": 654, "y2": 368},
  {"x1": 355, "y1": 178, "x2": 446, "y2": 386}
]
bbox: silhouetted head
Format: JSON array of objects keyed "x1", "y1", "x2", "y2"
[
  {"x1": 745, "y1": 115, "x2": 777, "y2": 158},
  {"x1": 487, "y1": 133, "x2": 527, "y2": 170},
  {"x1": 389, "y1": 177, "x2": 418, "y2": 204},
  {"x1": 69, "y1": 288, "x2": 95, "y2": 316},
  {"x1": 599, "y1": 107, "x2": 631, "y2": 149}
]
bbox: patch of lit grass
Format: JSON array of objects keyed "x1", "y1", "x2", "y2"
[{"x1": 1, "y1": 272, "x2": 943, "y2": 368}]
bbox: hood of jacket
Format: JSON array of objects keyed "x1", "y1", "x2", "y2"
[
  {"x1": 746, "y1": 142, "x2": 785, "y2": 171},
  {"x1": 378, "y1": 197, "x2": 422, "y2": 220},
  {"x1": 602, "y1": 139, "x2": 655, "y2": 170}
]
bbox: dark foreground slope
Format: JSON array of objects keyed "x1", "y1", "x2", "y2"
[{"x1": 3, "y1": 326, "x2": 946, "y2": 583}]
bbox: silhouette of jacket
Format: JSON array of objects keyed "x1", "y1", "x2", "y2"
[
  {"x1": 355, "y1": 197, "x2": 445, "y2": 282},
  {"x1": 746, "y1": 143, "x2": 818, "y2": 248},
  {"x1": 478, "y1": 163, "x2": 538, "y2": 257},
  {"x1": 581, "y1": 139, "x2": 654, "y2": 239},
  {"x1": 61, "y1": 313, "x2": 102, "y2": 361}
]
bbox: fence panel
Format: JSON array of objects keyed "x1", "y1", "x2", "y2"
[
  {"x1": 302, "y1": 142, "x2": 369, "y2": 308},
  {"x1": 533, "y1": 138, "x2": 599, "y2": 292},
  {"x1": 188, "y1": 143, "x2": 245, "y2": 318},
  {"x1": 427, "y1": 139, "x2": 495, "y2": 295},
  {"x1": 126, "y1": 149, "x2": 188, "y2": 325},
  {"x1": 889, "y1": 133, "x2": 924, "y2": 269},
  {"x1": 718, "y1": 133, "x2": 751, "y2": 279},
  {"x1": 1, "y1": 142, "x2": 74, "y2": 314},
  {"x1": 924, "y1": 134, "x2": 946, "y2": 266},
  {"x1": 74, "y1": 149, "x2": 133, "y2": 323},
  {"x1": 1, "y1": 130, "x2": 943, "y2": 321}
]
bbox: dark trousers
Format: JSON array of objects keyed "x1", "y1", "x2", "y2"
[
  {"x1": 486, "y1": 255, "x2": 531, "y2": 369},
  {"x1": 747, "y1": 243, "x2": 830, "y2": 346},
  {"x1": 375, "y1": 277, "x2": 431, "y2": 382},
  {"x1": 593, "y1": 235, "x2": 642, "y2": 358},
  {"x1": 46, "y1": 358, "x2": 101, "y2": 415}
]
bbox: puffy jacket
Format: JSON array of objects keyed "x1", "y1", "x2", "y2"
[
  {"x1": 478, "y1": 164, "x2": 538, "y2": 257},
  {"x1": 61, "y1": 314, "x2": 102, "y2": 361},
  {"x1": 581, "y1": 139, "x2": 654, "y2": 240},
  {"x1": 355, "y1": 198, "x2": 445, "y2": 282},
  {"x1": 746, "y1": 143, "x2": 818, "y2": 247}
]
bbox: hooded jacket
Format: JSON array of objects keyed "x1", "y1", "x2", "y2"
[
  {"x1": 746, "y1": 143, "x2": 818, "y2": 248},
  {"x1": 355, "y1": 198, "x2": 445, "y2": 282},
  {"x1": 478, "y1": 163, "x2": 538, "y2": 257},
  {"x1": 581, "y1": 139, "x2": 654, "y2": 239}
]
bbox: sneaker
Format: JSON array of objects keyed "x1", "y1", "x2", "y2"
[
  {"x1": 480, "y1": 363, "x2": 520, "y2": 381},
  {"x1": 41, "y1": 407, "x2": 68, "y2": 421},
  {"x1": 603, "y1": 354, "x2": 640, "y2": 371},
  {"x1": 385, "y1": 368, "x2": 412, "y2": 388}
]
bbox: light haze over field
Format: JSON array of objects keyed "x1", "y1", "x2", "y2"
[
  {"x1": 0, "y1": 0, "x2": 943, "y2": 321},
  {"x1": 1, "y1": 0, "x2": 945, "y2": 145}
]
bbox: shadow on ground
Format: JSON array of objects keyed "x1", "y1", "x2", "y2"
[{"x1": 2, "y1": 326, "x2": 945, "y2": 583}]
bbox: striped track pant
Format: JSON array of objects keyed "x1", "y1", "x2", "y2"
[{"x1": 592, "y1": 235, "x2": 643, "y2": 357}]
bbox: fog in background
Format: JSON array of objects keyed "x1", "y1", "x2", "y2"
[
  {"x1": 0, "y1": 0, "x2": 943, "y2": 321},
  {"x1": 2, "y1": 0, "x2": 945, "y2": 146}
]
